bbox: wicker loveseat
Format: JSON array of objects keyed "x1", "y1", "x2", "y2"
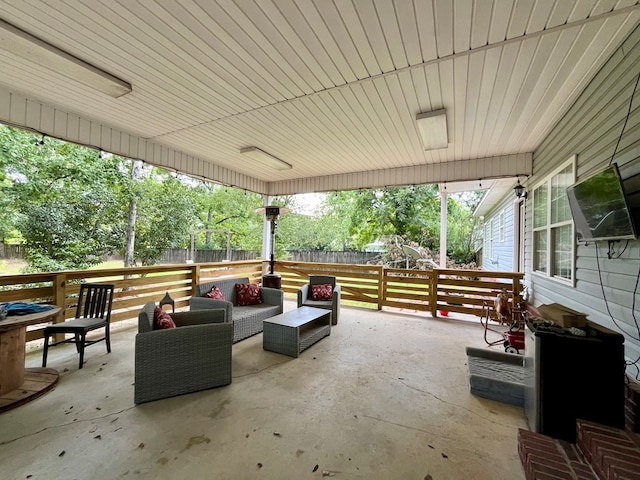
[
  {"x1": 134, "y1": 302, "x2": 233, "y2": 404},
  {"x1": 189, "y1": 277, "x2": 283, "y2": 343}
]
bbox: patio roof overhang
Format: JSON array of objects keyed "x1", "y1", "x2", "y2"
[{"x1": 1, "y1": 2, "x2": 639, "y2": 200}]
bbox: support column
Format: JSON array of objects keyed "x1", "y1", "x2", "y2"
[
  {"x1": 440, "y1": 191, "x2": 448, "y2": 268},
  {"x1": 261, "y1": 195, "x2": 272, "y2": 275}
]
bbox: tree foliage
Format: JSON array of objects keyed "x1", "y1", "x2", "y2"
[{"x1": 1, "y1": 123, "x2": 483, "y2": 271}]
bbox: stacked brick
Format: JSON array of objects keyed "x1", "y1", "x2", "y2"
[
  {"x1": 626, "y1": 377, "x2": 640, "y2": 433},
  {"x1": 518, "y1": 376, "x2": 640, "y2": 480},
  {"x1": 518, "y1": 428, "x2": 598, "y2": 479},
  {"x1": 576, "y1": 420, "x2": 640, "y2": 480}
]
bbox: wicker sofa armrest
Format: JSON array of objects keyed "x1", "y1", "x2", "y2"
[
  {"x1": 189, "y1": 297, "x2": 233, "y2": 322},
  {"x1": 134, "y1": 322, "x2": 233, "y2": 404},
  {"x1": 260, "y1": 286, "x2": 284, "y2": 307},
  {"x1": 171, "y1": 308, "x2": 226, "y2": 327},
  {"x1": 297, "y1": 284, "x2": 310, "y2": 307}
]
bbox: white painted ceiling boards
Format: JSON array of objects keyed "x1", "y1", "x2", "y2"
[{"x1": 0, "y1": 1, "x2": 639, "y2": 195}]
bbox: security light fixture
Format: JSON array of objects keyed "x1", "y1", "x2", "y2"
[
  {"x1": 416, "y1": 109, "x2": 448, "y2": 150},
  {"x1": 514, "y1": 178, "x2": 528, "y2": 199},
  {"x1": 0, "y1": 19, "x2": 132, "y2": 98},
  {"x1": 240, "y1": 147, "x2": 292, "y2": 171}
]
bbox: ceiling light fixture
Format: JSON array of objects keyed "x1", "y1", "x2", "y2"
[
  {"x1": 0, "y1": 19, "x2": 132, "y2": 98},
  {"x1": 416, "y1": 109, "x2": 448, "y2": 150},
  {"x1": 240, "y1": 147, "x2": 292, "y2": 171}
]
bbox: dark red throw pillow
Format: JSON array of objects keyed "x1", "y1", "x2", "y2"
[
  {"x1": 206, "y1": 286, "x2": 225, "y2": 300},
  {"x1": 311, "y1": 284, "x2": 333, "y2": 301},
  {"x1": 153, "y1": 307, "x2": 176, "y2": 329},
  {"x1": 236, "y1": 283, "x2": 262, "y2": 306}
]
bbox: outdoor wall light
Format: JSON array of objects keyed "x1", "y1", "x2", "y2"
[{"x1": 514, "y1": 178, "x2": 528, "y2": 199}]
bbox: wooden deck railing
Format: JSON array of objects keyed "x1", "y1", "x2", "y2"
[{"x1": 0, "y1": 259, "x2": 523, "y2": 345}]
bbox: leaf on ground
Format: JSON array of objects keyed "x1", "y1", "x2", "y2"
[{"x1": 138, "y1": 442, "x2": 145, "y2": 449}]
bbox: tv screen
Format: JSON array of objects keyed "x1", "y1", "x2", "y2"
[{"x1": 566, "y1": 163, "x2": 637, "y2": 242}]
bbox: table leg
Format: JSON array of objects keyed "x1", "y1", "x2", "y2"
[{"x1": 0, "y1": 326, "x2": 26, "y2": 395}]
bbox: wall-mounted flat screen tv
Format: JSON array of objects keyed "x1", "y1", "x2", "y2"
[{"x1": 566, "y1": 163, "x2": 637, "y2": 242}]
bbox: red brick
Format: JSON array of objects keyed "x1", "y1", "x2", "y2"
[
  {"x1": 569, "y1": 461, "x2": 598, "y2": 480},
  {"x1": 529, "y1": 460, "x2": 575, "y2": 479},
  {"x1": 598, "y1": 446, "x2": 640, "y2": 470},
  {"x1": 611, "y1": 464, "x2": 640, "y2": 480},
  {"x1": 529, "y1": 473, "x2": 572, "y2": 480},
  {"x1": 603, "y1": 457, "x2": 640, "y2": 479},
  {"x1": 526, "y1": 453, "x2": 573, "y2": 473}
]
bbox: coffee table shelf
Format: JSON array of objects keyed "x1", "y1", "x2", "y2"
[{"x1": 263, "y1": 307, "x2": 331, "y2": 357}]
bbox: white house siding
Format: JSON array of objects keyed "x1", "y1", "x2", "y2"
[
  {"x1": 482, "y1": 196, "x2": 517, "y2": 273},
  {"x1": 520, "y1": 24, "x2": 640, "y2": 373}
]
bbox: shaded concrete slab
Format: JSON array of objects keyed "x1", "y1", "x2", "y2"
[{"x1": 0, "y1": 300, "x2": 526, "y2": 479}]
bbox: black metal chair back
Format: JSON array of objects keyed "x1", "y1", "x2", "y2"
[
  {"x1": 76, "y1": 283, "x2": 114, "y2": 322},
  {"x1": 42, "y1": 283, "x2": 115, "y2": 369}
]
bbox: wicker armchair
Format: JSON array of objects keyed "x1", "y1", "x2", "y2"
[
  {"x1": 134, "y1": 302, "x2": 233, "y2": 404},
  {"x1": 297, "y1": 275, "x2": 341, "y2": 325}
]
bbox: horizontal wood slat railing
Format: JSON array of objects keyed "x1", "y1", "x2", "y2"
[{"x1": 0, "y1": 259, "x2": 523, "y2": 345}]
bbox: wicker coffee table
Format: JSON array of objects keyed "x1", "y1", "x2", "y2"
[{"x1": 263, "y1": 306, "x2": 331, "y2": 358}]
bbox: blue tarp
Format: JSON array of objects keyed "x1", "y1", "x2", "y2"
[{"x1": 0, "y1": 302, "x2": 55, "y2": 316}]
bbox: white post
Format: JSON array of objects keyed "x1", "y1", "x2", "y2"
[
  {"x1": 440, "y1": 191, "x2": 448, "y2": 268},
  {"x1": 261, "y1": 195, "x2": 272, "y2": 274}
]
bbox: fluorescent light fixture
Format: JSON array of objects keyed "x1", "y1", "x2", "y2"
[
  {"x1": 0, "y1": 19, "x2": 132, "y2": 98},
  {"x1": 416, "y1": 109, "x2": 448, "y2": 150},
  {"x1": 240, "y1": 147, "x2": 292, "y2": 171}
]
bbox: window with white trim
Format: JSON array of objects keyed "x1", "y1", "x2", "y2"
[
  {"x1": 499, "y1": 209, "x2": 505, "y2": 242},
  {"x1": 484, "y1": 219, "x2": 494, "y2": 261},
  {"x1": 532, "y1": 158, "x2": 575, "y2": 282}
]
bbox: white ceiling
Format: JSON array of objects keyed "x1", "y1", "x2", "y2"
[{"x1": 0, "y1": 1, "x2": 639, "y2": 197}]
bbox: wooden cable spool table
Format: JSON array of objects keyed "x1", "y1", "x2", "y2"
[{"x1": 0, "y1": 306, "x2": 61, "y2": 413}]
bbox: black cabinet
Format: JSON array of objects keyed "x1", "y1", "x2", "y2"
[{"x1": 524, "y1": 320, "x2": 625, "y2": 442}]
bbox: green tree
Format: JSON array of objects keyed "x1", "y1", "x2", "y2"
[
  {"x1": 1, "y1": 126, "x2": 128, "y2": 271},
  {"x1": 131, "y1": 170, "x2": 201, "y2": 265}
]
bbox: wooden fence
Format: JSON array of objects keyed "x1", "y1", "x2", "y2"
[{"x1": 0, "y1": 259, "x2": 523, "y2": 345}]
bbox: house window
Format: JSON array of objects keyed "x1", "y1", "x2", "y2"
[
  {"x1": 485, "y1": 219, "x2": 494, "y2": 261},
  {"x1": 532, "y1": 158, "x2": 575, "y2": 282},
  {"x1": 499, "y1": 210, "x2": 505, "y2": 242}
]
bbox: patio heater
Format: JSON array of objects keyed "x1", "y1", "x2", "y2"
[{"x1": 256, "y1": 205, "x2": 289, "y2": 289}]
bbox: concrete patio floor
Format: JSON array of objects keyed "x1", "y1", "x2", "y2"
[{"x1": 1, "y1": 299, "x2": 527, "y2": 480}]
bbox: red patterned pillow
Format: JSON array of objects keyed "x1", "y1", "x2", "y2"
[
  {"x1": 206, "y1": 286, "x2": 225, "y2": 300},
  {"x1": 153, "y1": 307, "x2": 176, "y2": 329},
  {"x1": 236, "y1": 283, "x2": 262, "y2": 306},
  {"x1": 311, "y1": 284, "x2": 333, "y2": 301}
]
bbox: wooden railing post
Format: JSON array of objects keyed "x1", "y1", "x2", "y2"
[
  {"x1": 430, "y1": 269, "x2": 439, "y2": 317},
  {"x1": 52, "y1": 272, "x2": 67, "y2": 342},
  {"x1": 190, "y1": 264, "x2": 201, "y2": 296},
  {"x1": 377, "y1": 265, "x2": 384, "y2": 310}
]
